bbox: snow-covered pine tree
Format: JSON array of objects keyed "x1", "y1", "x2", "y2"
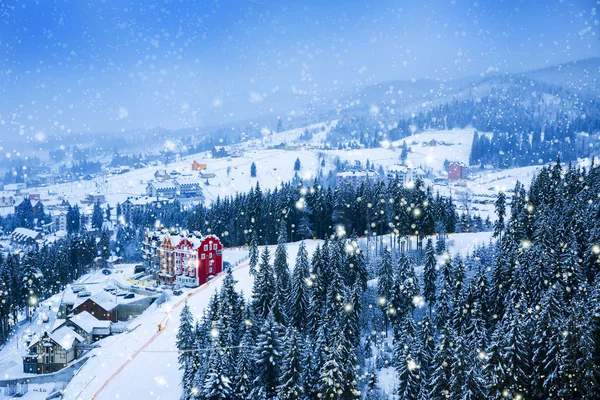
[
  {"x1": 289, "y1": 241, "x2": 310, "y2": 332},
  {"x1": 493, "y1": 191, "x2": 506, "y2": 239},
  {"x1": 232, "y1": 308, "x2": 255, "y2": 400},
  {"x1": 422, "y1": 238, "x2": 437, "y2": 315},
  {"x1": 250, "y1": 312, "x2": 282, "y2": 399},
  {"x1": 251, "y1": 246, "x2": 275, "y2": 321},
  {"x1": 273, "y1": 219, "x2": 291, "y2": 324},
  {"x1": 394, "y1": 314, "x2": 421, "y2": 400},
  {"x1": 248, "y1": 231, "x2": 259, "y2": 275},
  {"x1": 177, "y1": 302, "x2": 197, "y2": 400},
  {"x1": 317, "y1": 343, "x2": 345, "y2": 400},
  {"x1": 202, "y1": 320, "x2": 232, "y2": 400},
  {"x1": 277, "y1": 327, "x2": 304, "y2": 399}
]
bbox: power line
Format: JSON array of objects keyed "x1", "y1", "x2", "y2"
[{"x1": 142, "y1": 345, "x2": 246, "y2": 354}]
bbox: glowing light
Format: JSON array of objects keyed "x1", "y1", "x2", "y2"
[
  {"x1": 478, "y1": 350, "x2": 487, "y2": 360},
  {"x1": 336, "y1": 225, "x2": 346, "y2": 237},
  {"x1": 378, "y1": 297, "x2": 387, "y2": 306},
  {"x1": 412, "y1": 295, "x2": 425, "y2": 307},
  {"x1": 344, "y1": 304, "x2": 353, "y2": 312},
  {"x1": 210, "y1": 328, "x2": 219, "y2": 338},
  {"x1": 407, "y1": 359, "x2": 419, "y2": 371},
  {"x1": 592, "y1": 244, "x2": 600, "y2": 255}
]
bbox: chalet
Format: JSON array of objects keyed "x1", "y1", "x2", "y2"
[
  {"x1": 192, "y1": 161, "x2": 207, "y2": 171},
  {"x1": 59, "y1": 311, "x2": 111, "y2": 344},
  {"x1": 154, "y1": 170, "x2": 171, "y2": 181},
  {"x1": 72, "y1": 292, "x2": 118, "y2": 322},
  {"x1": 11, "y1": 228, "x2": 43, "y2": 250},
  {"x1": 200, "y1": 170, "x2": 216, "y2": 179},
  {"x1": 211, "y1": 146, "x2": 230, "y2": 158},
  {"x1": 146, "y1": 180, "x2": 179, "y2": 198},
  {"x1": 23, "y1": 327, "x2": 84, "y2": 374},
  {"x1": 14, "y1": 198, "x2": 45, "y2": 218},
  {"x1": 448, "y1": 162, "x2": 469, "y2": 180}
]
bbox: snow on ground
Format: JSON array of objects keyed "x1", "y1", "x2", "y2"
[
  {"x1": 328, "y1": 128, "x2": 478, "y2": 175},
  {"x1": 0, "y1": 232, "x2": 491, "y2": 399},
  {"x1": 61, "y1": 240, "x2": 322, "y2": 400},
  {"x1": 25, "y1": 122, "x2": 339, "y2": 209}
]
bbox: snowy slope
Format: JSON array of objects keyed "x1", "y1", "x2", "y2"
[{"x1": 62, "y1": 240, "x2": 322, "y2": 400}]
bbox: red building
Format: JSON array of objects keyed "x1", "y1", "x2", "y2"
[
  {"x1": 150, "y1": 232, "x2": 223, "y2": 287},
  {"x1": 448, "y1": 162, "x2": 469, "y2": 180}
]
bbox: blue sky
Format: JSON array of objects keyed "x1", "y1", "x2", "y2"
[{"x1": 0, "y1": 0, "x2": 598, "y2": 137}]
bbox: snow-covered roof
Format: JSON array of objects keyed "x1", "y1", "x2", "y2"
[
  {"x1": 175, "y1": 177, "x2": 202, "y2": 186},
  {"x1": 29, "y1": 327, "x2": 84, "y2": 351},
  {"x1": 51, "y1": 319, "x2": 67, "y2": 332},
  {"x1": 69, "y1": 311, "x2": 111, "y2": 334},
  {"x1": 50, "y1": 326, "x2": 84, "y2": 351},
  {"x1": 12, "y1": 228, "x2": 42, "y2": 241},
  {"x1": 148, "y1": 180, "x2": 178, "y2": 190}
]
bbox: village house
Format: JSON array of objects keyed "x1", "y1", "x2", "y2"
[
  {"x1": 211, "y1": 146, "x2": 230, "y2": 158},
  {"x1": 72, "y1": 292, "x2": 119, "y2": 322},
  {"x1": 23, "y1": 327, "x2": 84, "y2": 374},
  {"x1": 192, "y1": 160, "x2": 207, "y2": 171},
  {"x1": 154, "y1": 170, "x2": 171, "y2": 181},
  {"x1": 54, "y1": 311, "x2": 112, "y2": 344},
  {"x1": 11, "y1": 228, "x2": 43, "y2": 251}
]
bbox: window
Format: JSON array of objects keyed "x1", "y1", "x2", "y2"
[
  {"x1": 209, "y1": 253, "x2": 212, "y2": 259},
  {"x1": 201, "y1": 254, "x2": 206, "y2": 259},
  {"x1": 213, "y1": 244, "x2": 218, "y2": 250},
  {"x1": 204, "y1": 245, "x2": 208, "y2": 251},
  {"x1": 209, "y1": 267, "x2": 213, "y2": 273}
]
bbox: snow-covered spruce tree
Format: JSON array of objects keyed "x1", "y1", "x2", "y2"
[
  {"x1": 250, "y1": 312, "x2": 282, "y2": 399},
  {"x1": 218, "y1": 268, "x2": 243, "y2": 377},
  {"x1": 277, "y1": 327, "x2": 304, "y2": 399},
  {"x1": 389, "y1": 253, "x2": 418, "y2": 334},
  {"x1": 307, "y1": 244, "x2": 326, "y2": 334},
  {"x1": 345, "y1": 237, "x2": 368, "y2": 291},
  {"x1": 202, "y1": 321, "x2": 232, "y2": 400},
  {"x1": 251, "y1": 246, "x2": 275, "y2": 321},
  {"x1": 493, "y1": 190, "x2": 506, "y2": 239},
  {"x1": 394, "y1": 314, "x2": 421, "y2": 400},
  {"x1": 422, "y1": 238, "x2": 437, "y2": 316},
  {"x1": 177, "y1": 302, "x2": 197, "y2": 400},
  {"x1": 485, "y1": 305, "x2": 531, "y2": 399},
  {"x1": 232, "y1": 307, "x2": 255, "y2": 400},
  {"x1": 273, "y1": 219, "x2": 291, "y2": 324},
  {"x1": 427, "y1": 325, "x2": 456, "y2": 400},
  {"x1": 416, "y1": 315, "x2": 436, "y2": 394},
  {"x1": 289, "y1": 241, "x2": 310, "y2": 332},
  {"x1": 248, "y1": 231, "x2": 259, "y2": 275},
  {"x1": 377, "y1": 246, "x2": 394, "y2": 335},
  {"x1": 317, "y1": 342, "x2": 345, "y2": 400}
]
